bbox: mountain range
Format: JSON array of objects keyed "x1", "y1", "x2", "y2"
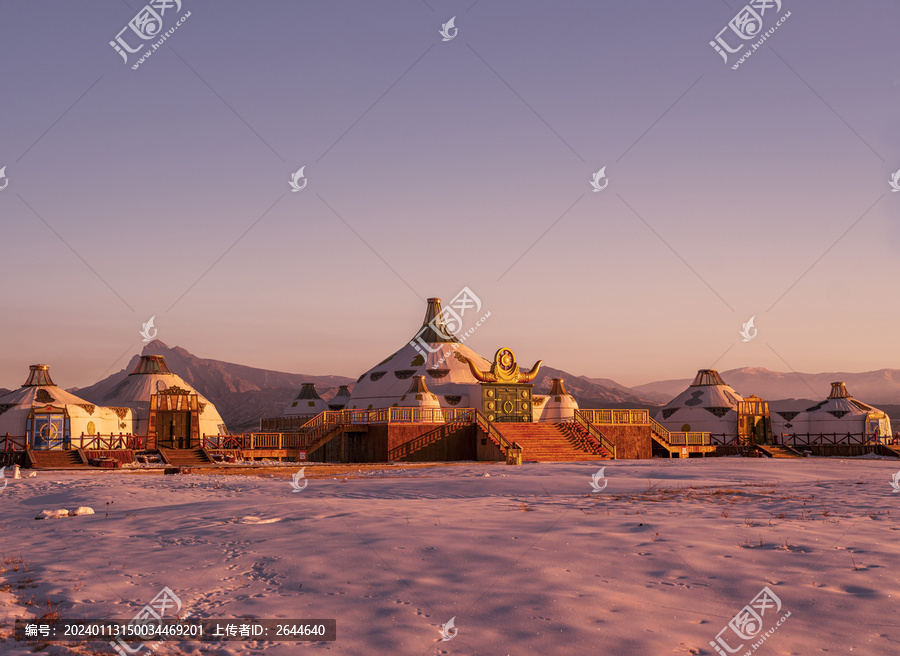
[{"x1": 67, "y1": 343, "x2": 900, "y2": 432}]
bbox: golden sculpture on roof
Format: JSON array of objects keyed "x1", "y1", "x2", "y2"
[{"x1": 461, "y1": 347, "x2": 542, "y2": 384}]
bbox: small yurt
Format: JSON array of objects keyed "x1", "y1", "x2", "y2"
[
  {"x1": 327, "y1": 385, "x2": 352, "y2": 411},
  {"x1": 98, "y1": 355, "x2": 226, "y2": 446},
  {"x1": 535, "y1": 378, "x2": 579, "y2": 423},
  {"x1": 345, "y1": 297, "x2": 492, "y2": 411},
  {"x1": 284, "y1": 383, "x2": 329, "y2": 417},
  {"x1": 396, "y1": 376, "x2": 444, "y2": 421},
  {"x1": 655, "y1": 369, "x2": 744, "y2": 441},
  {"x1": 0, "y1": 365, "x2": 126, "y2": 449},
  {"x1": 773, "y1": 382, "x2": 892, "y2": 442}
]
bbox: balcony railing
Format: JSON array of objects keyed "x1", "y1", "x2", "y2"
[{"x1": 578, "y1": 409, "x2": 650, "y2": 425}]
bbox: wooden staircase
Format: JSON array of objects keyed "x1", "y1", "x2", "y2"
[
  {"x1": 756, "y1": 444, "x2": 804, "y2": 458},
  {"x1": 27, "y1": 450, "x2": 89, "y2": 469},
  {"x1": 492, "y1": 423, "x2": 612, "y2": 462},
  {"x1": 159, "y1": 447, "x2": 213, "y2": 467}
]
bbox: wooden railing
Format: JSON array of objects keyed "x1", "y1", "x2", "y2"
[
  {"x1": 779, "y1": 432, "x2": 873, "y2": 446},
  {"x1": 579, "y1": 409, "x2": 650, "y2": 425},
  {"x1": 80, "y1": 434, "x2": 148, "y2": 450},
  {"x1": 649, "y1": 419, "x2": 711, "y2": 446},
  {"x1": 1, "y1": 434, "x2": 27, "y2": 451},
  {"x1": 203, "y1": 433, "x2": 306, "y2": 450},
  {"x1": 573, "y1": 411, "x2": 617, "y2": 458},
  {"x1": 472, "y1": 409, "x2": 521, "y2": 457}
]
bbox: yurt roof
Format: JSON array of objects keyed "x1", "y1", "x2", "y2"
[
  {"x1": 801, "y1": 382, "x2": 883, "y2": 417},
  {"x1": 0, "y1": 365, "x2": 126, "y2": 425},
  {"x1": 284, "y1": 383, "x2": 329, "y2": 416},
  {"x1": 661, "y1": 369, "x2": 744, "y2": 410},
  {"x1": 99, "y1": 355, "x2": 214, "y2": 409},
  {"x1": 346, "y1": 297, "x2": 491, "y2": 409}
]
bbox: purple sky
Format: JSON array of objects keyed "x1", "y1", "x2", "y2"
[{"x1": 1, "y1": 1, "x2": 898, "y2": 390}]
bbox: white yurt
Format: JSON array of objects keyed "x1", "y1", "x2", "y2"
[
  {"x1": 396, "y1": 376, "x2": 444, "y2": 419},
  {"x1": 535, "y1": 378, "x2": 579, "y2": 423},
  {"x1": 655, "y1": 369, "x2": 744, "y2": 440},
  {"x1": 772, "y1": 382, "x2": 892, "y2": 442},
  {"x1": 98, "y1": 355, "x2": 227, "y2": 446},
  {"x1": 284, "y1": 383, "x2": 329, "y2": 417},
  {"x1": 0, "y1": 365, "x2": 126, "y2": 449},
  {"x1": 345, "y1": 298, "x2": 492, "y2": 411},
  {"x1": 327, "y1": 385, "x2": 352, "y2": 411}
]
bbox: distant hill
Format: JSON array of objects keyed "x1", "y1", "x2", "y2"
[
  {"x1": 72, "y1": 341, "x2": 356, "y2": 433},
  {"x1": 533, "y1": 366, "x2": 661, "y2": 408},
  {"x1": 633, "y1": 367, "x2": 900, "y2": 405}
]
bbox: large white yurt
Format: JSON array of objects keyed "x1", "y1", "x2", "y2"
[
  {"x1": 284, "y1": 383, "x2": 330, "y2": 417},
  {"x1": 655, "y1": 369, "x2": 744, "y2": 440},
  {"x1": 98, "y1": 354, "x2": 227, "y2": 446},
  {"x1": 0, "y1": 365, "x2": 127, "y2": 449},
  {"x1": 771, "y1": 382, "x2": 892, "y2": 442},
  {"x1": 345, "y1": 298, "x2": 493, "y2": 411},
  {"x1": 534, "y1": 378, "x2": 579, "y2": 423}
]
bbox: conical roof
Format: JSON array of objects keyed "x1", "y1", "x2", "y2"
[
  {"x1": 398, "y1": 375, "x2": 440, "y2": 410},
  {"x1": 284, "y1": 383, "x2": 330, "y2": 416},
  {"x1": 345, "y1": 297, "x2": 491, "y2": 410},
  {"x1": 327, "y1": 385, "x2": 352, "y2": 411},
  {"x1": 691, "y1": 369, "x2": 726, "y2": 386}
]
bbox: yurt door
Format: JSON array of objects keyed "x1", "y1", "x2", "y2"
[
  {"x1": 30, "y1": 414, "x2": 68, "y2": 450},
  {"x1": 158, "y1": 411, "x2": 190, "y2": 448}
]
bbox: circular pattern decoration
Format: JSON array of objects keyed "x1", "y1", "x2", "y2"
[
  {"x1": 488, "y1": 414, "x2": 495, "y2": 421},
  {"x1": 503, "y1": 400, "x2": 514, "y2": 414},
  {"x1": 487, "y1": 402, "x2": 495, "y2": 411},
  {"x1": 521, "y1": 391, "x2": 528, "y2": 398},
  {"x1": 498, "y1": 349, "x2": 514, "y2": 371},
  {"x1": 486, "y1": 389, "x2": 494, "y2": 398},
  {"x1": 87, "y1": 421, "x2": 96, "y2": 436}
]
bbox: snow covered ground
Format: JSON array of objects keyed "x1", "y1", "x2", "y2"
[{"x1": 1, "y1": 458, "x2": 899, "y2": 655}]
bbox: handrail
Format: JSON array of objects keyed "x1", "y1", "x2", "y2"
[
  {"x1": 472, "y1": 409, "x2": 520, "y2": 456},
  {"x1": 649, "y1": 418, "x2": 711, "y2": 446},
  {"x1": 579, "y1": 409, "x2": 650, "y2": 425},
  {"x1": 1, "y1": 434, "x2": 28, "y2": 451},
  {"x1": 573, "y1": 411, "x2": 617, "y2": 458}
]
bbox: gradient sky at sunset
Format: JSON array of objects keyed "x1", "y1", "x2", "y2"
[{"x1": 1, "y1": 1, "x2": 898, "y2": 390}]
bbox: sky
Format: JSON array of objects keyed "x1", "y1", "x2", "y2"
[{"x1": 1, "y1": 1, "x2": 898, "y2": 390}]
